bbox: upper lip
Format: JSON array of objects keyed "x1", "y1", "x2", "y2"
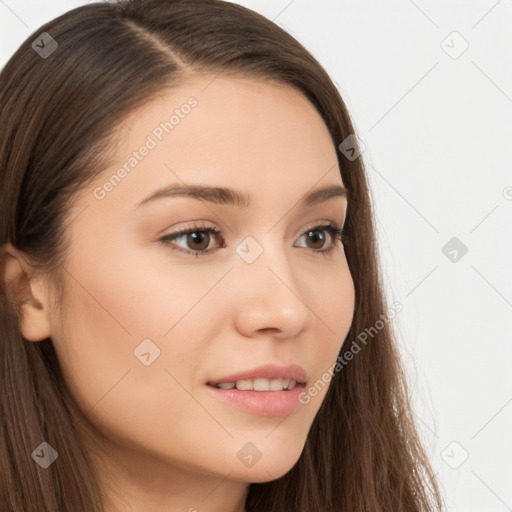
[{"x1": 207, "y1": 364, "x2": 308, "y2": 386}]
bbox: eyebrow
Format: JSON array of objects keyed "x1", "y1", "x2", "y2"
[{"x1": 136, "y1": 182, "x2": 349, "y2": 209}]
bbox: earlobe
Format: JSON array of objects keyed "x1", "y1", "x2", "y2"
[{"x1": 1, "y1": 244, "x2": 52, "y2": 342}]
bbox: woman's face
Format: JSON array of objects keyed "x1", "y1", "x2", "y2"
[{"x1": 47, "y1": 75, "x2": 355, "y2": 485}]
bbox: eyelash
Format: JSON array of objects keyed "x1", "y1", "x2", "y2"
[{"x1": 158, "y1": 222, "x2": 349, "y2": 258}]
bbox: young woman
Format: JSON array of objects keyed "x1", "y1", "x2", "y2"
[{"x1": 0, "y1": 0, "x2": 444, "y2": 510}]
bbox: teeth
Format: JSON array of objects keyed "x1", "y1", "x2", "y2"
[
  {"x1": 236, "y1": 379, "x2": 253, "y2": 391},
  {"x1": 269, "y1": 378, "x2": 283, "y2": 391},
  {"x1": 214, "y1": 378, "x2": 297, "y2": 391},
  {"x1": 254, "y1": 378, "x2": 270, "y2": 391},
  {"x1": 217, "y1": 382, "x2": 235, "y2": 390}
]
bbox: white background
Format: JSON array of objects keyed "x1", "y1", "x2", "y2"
[{"x1": 1, "y1": 1, "x2": 511, "y2": 510}]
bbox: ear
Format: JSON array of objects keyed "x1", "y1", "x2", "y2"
[{"x1": 1, "y1": 243, "x2": 52, "y2": 342}]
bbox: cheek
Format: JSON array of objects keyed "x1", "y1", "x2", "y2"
[
  {"x1": 51, "y1": 259, "x2": 227, "y2": 470},
  {"x1": 51, "y1": 246, "x2": 215, "y2": 427},
  {"x1": 310, "y1": 259, "x2": 354, "y2": 341},
  {"x1": 299, "y1": 264, "x2": 355, "y2": 407}
]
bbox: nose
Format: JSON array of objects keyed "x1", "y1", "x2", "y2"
[{"x1": 231, "y1": 239, "x2": 313, "y2": 340}]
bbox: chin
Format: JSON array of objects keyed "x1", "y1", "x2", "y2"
[{"x1": 227, "y1": 448, "x2": 303, "y2": 483}]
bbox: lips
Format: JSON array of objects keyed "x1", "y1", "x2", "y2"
[
  {"x1": 205, "y1": 363, "x2": 308, "y2": 416},
  {"x1": 206, "y1": 364, "x2": 308, "y2": 388}
]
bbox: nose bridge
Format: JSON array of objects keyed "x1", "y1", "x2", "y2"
[{"x1": 231, "y1": 232, "x2": 311, "y2": 337}]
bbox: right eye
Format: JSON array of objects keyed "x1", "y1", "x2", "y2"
[{"x1": 159, "y1": 224, "x2": 226, "y2": 257}]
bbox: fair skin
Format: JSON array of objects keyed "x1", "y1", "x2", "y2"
[{"x1": 3, "y1": 75, "x2": 355, "y2": 511}]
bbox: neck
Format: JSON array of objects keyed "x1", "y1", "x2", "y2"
[{"x1": 81, "y1": 421, "x2": 250, "y2": 512}]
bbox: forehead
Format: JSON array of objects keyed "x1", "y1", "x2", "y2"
[{"x1": 79, "y1": 74, "x2": 344, "y2": 214}]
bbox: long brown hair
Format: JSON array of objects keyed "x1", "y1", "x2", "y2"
[{"x1": 0, "y1": 0, "x2": 444, "y2": 510}]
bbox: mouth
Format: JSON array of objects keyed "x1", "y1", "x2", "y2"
[
  {"x1": 205, "y1": 365, "x2": 308, "y2": 417},
  {"x1": 206, "y1": 363, "x2": 308, "y2": 389},
  {"x1": 208, "y1": 378, "x2": 302, "y2": 392},
  {"x1": 205, "y1": 381, "x2": 307, "y2": 417}
]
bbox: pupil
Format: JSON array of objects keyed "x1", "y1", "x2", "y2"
[
  {"x1": 309, "y1": 230, "x2": 325, "y2": 249},
  {"x1": 189, "y1": 232, "x2": 209, "y2": 250}
]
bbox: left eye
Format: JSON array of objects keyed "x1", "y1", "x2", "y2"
[
  {"x1": 159, "y1": 223, "x2": 346, "y2": 257},
  {"x1": 296, "y1": 225, "x2": 342, "y2": 251}
]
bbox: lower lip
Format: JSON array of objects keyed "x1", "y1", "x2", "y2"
[{"x1": 206, "y1": 384, "x2": 305, "y2": 417}]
